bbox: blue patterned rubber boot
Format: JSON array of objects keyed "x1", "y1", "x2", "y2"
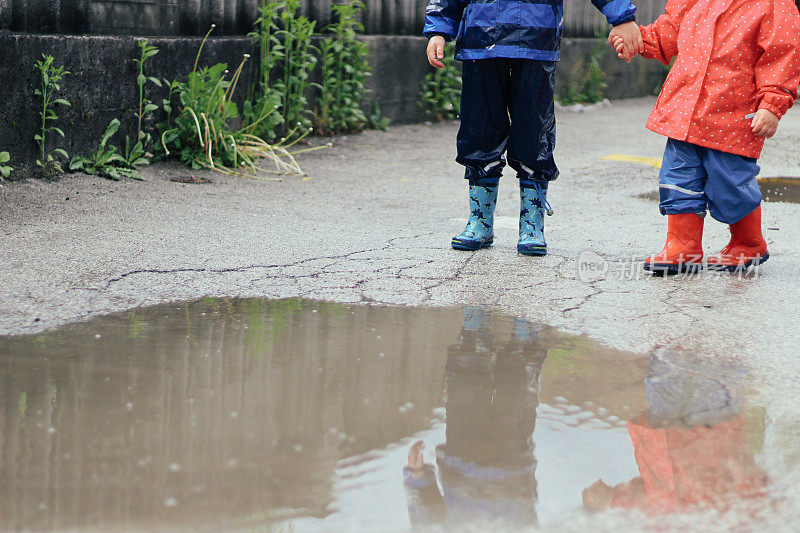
[
  {"x1": 518, "y1": 184, "x2": 553, "y2": 256},
  {"x1": 451, "y1": 184, "x2": 498, "y2": 251}
]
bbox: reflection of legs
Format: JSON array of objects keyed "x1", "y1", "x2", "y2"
[
  {"x1": 645, "y1": 346, "x2": 748, "y2": 428},
  {"x1": 437, "y1": 310, "x2": 543, "y2": 525},
  {"x1": 644, "y1": 139, "x2": 706, "y2": 275}
]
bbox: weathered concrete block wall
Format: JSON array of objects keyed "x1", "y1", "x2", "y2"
[
  {"x1": 0, "y1": 33, "x2": 666, "y2": 173},
  {"x1": 558, "y1": 38, "x2": 668, "y2": 100},
  {"x1": 0, "y1": 0, "x2": 669, "y2": 37},
  {"x1": 0, "y1": 33, "x2": 256, "y2": 172}
]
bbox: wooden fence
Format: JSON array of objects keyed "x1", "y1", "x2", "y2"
[{"x1": 0, "y1": 1, "x2": 667, "y2": 37}]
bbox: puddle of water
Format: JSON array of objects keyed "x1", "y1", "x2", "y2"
[
  {"x1": 758, "y1": 177, "x2": 800, "y2": 203},
  {"x1": 0, "y1": 299, "x2": 797, "y2": 532},
  {"x1": 636, "y1": 190, "x2": 660, "y2": 202},
  {"x1": 637, "y1": 177, "x2": 800, "y2": 204}
]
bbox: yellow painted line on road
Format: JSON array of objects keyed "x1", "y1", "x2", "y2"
[
  {"x1": 603, "y1": 154, "x2": 662, "y2": 169},
  {"x1": 302, "y1": 176, "x2": 313, "y2": 181}
]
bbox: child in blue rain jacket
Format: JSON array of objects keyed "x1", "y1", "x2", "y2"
[{"x1": 424, "y1": 0, "x2": 641, "y2": 255}]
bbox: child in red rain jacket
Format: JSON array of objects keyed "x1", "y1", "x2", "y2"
[{"x1": 612, "y1": 0, "x2": 800, "y2": 274}]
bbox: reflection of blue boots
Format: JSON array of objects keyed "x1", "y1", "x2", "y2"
[
  {"x1": 452, "y1": 185, "x2": 497, "y2": 251},
  {"x1": 518, "y1": 184, "x2": 553, "y2": 256},
  {"x1": 512, "y1": 317, "x2": 542, "y2": 343},
  {"x1": 462, "y1": 306, "x2": 491, "y2": 332}
]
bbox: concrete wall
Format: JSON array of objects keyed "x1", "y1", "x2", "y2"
[
  {"x1": 0, "y1": 33, "x2": 667, "y2": 175},
  {"x1": 0, "y1": 1, "x2": 670, "y2": 37}
]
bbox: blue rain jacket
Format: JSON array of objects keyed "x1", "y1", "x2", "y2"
[{"x1": 424, "y1": 0, "x2": 637, "y2": 61}]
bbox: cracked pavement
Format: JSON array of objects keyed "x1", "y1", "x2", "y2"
[{"x1": 2, "y1": 97, "x2": 800, "y2": 400}]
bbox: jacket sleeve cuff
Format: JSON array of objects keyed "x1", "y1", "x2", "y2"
[
  {"x1": 639, "y1": 25, "x2": 657, "y2": 59},
  {"x1": 424, "y1": 32, "x2": 452, "y2": 41},
  {"x1": 611, "y1": 15, "x2": 636, "y2": 26},
  {"x1": 758, "y1": 93, "x2": 793, "y2": 119},
  {"x1": 422, "y1": 17, "x2": 459, "y2": 41},
  {"x1": 605, "y1": 2, "x2": 636, "y2": 26}
]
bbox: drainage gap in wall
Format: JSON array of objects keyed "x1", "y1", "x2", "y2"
[{"x1": 169, "y1": 176, "x2": 213, "y2": 184}]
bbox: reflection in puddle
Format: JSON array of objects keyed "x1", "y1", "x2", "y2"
[
  {"x1": 583, "y1": 349, "x2": 765, "y2": 515},
  {"x1": 637, "y1": 177, "x2": 800, "y2": 204},
  {"x1": 0, "y1": 299, "x2": 794, "y2": 531},
  {"x1": 758, "y1": 177, "x2": 800, "y2": 203}
]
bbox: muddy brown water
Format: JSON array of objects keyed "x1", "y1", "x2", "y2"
[
  {"x1": 0, "y1": 299, "x2": 794, "y2": 532},
  {"x1": 637, "y1": 177, "x2": 800, "y2": 204}
]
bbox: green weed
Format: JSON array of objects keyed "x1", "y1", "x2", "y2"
[
  {"x1": 275, "y1": 0, "x2": 318, "y2": 142},
  {"x1": 158, "y1": 27, "x2": 307, "y2": 177},
  {"x1": 244, "y1": 0, "x2": 284, "y2": 143},
  {"x1": 419, "y1": 42, "x2": 461, "y2": 121},
  {"x1": 314, "y1": 0, "x2": 371, "y2": 135},
  {"x1": 557, "y1": 44, "x2": 607, "y2": 106},
  {"x1": 0, "y1": 151, "x2": 12, "y2": 180},
  {"x1": 124, "y1": 39, "x2": 162, "y2": 168},
  {"x1": 69, "y1": 119, "x2": 143, "y2": 180},
  {"x1": 367, "y1": 101, "x2": 391, "y2": 131},
  {"x1": 33, "y1": 55, "x2": 71, "y2": 175}
]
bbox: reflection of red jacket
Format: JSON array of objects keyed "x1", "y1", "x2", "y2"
[
  {"x1": 611, "y1": 416, "x2": 766, "y2": 511},
  {"x1": 640, "y1": 0, "x2": 800, "y2": 158}
]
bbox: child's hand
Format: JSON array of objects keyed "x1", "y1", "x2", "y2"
[
  {"x1": 427, "y1": 36, "x2": 446, "y2": 69},
  {"x1": 608, "y1": 22, "x2": 643, "y2": 63},
  {"x1": 611, "y1": 36, "x2": 633, "y2": 63},
  {"x1": 751, "y1": 109, "x2": 779, "y2": 138}
]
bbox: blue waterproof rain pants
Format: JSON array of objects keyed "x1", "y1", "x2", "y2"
[
  {"x1": 457, "y1": 58, "x2": 559, "y2": 188},
  {"x1": 659, "y1": 139, "x2": 762, "y2": 225}
]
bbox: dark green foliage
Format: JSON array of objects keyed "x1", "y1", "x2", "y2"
[
  {"x1": 367, "y1": 102, "x2": 391, "y2": 131},
  {"x1": 158, "y1": 27, "x2": 302, "y2": 176},
  {"x1": 159, "y1": 58, "x2": 244, "y2": 170},
  {"x1": 419, "y1": 42, "x2": 462, "y2": 121},
  {"x1": 314, "y1": 0, "x2": 373, "y2": 135},
  {"x1": 243, "y1": 0, "x2": 284, "y2": 143},
  {"x1": 275, "y1": 0, "x2": 318, "y2": 141},
  {"x1": 557, "y1": 45, "x2": 607, "y2": 106}
]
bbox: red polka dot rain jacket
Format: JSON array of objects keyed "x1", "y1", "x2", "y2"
[{"x1": 640, "y1": 0, "x2": 800, "y2": 158}]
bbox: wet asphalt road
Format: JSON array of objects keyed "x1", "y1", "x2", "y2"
[{"x1": 2, "y1": 97, "x2": 800, "y2": 402}]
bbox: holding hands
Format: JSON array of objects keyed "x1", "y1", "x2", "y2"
[{"x1": 608, "y1": 22, "x2": 643, "y2": 63}]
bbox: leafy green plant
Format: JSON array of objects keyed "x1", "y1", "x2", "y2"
[
  {"x1": 314, "y1": 0, "x2": 370, "y2": 135},
  {"x1": 557, "y1": 44, "x2": 607, "y2": 106},
  {"x1": 160, "y1": 78, "x2": 181, "y2": 128},
  {"x1": 124, "y1": 39, "x2": 162, "y2": 167},
  {"x1": 0, "y1": 151, "x2": 13, "y2": 180},
  {"x1": 244, "y1": 0, "x2": 285, "y2": 143},
  {"x1": 70, "y1": 119, "x2": 142, "y2": 180},
  {"x1": 158, "y1": 27, "x2": 309, "y2": 176},
  {"x1": 33, "y1": 55, "x2": 71, "y2": 174},
  {"x1": 368, "y1": 101, "x2": 391, "y2": 131},
  {"x1": 275, "y1": 0, "x2": 318, "y2": 141},
  {"x1": 419, "y1": 42, "x2": 462, "y2": 121}
]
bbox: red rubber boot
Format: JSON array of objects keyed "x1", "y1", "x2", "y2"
[
  {"x1": 643, "y1": 213, "x2": 705, "y2": 275},
  {"x1": 707, "y1": 206, "x2": 769, "y2": 271}
]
